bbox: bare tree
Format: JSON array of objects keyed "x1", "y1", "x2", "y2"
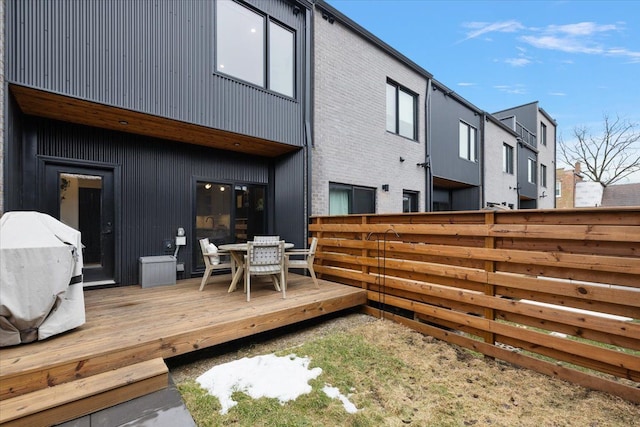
[{"x1": 559, "y1": 114, "x2": 640, "y2": 186}]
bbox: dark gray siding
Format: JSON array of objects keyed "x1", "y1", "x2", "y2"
[
  {"x1": 518, "y1": 144, "x2": 538, "y2": 199},
  {"x1": 274, "y1": 150, "x2": 306, "y2": 247},
  {"x1": 29, "y1": 117, "x2": 272, "y2": 285},
  {"x1": 430, "y1": 90, "x2": 482, "y2": 186},
  {"x1": 7, "y1": 0, "x2": 306, "y2": 146}
]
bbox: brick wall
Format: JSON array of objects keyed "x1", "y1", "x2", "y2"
[
  {"x1": 312, "y1": 12, "x2": 427, "y2": 215},
  {"x1": 556, "y1": 165, "x2": 582, "y2": 208}
]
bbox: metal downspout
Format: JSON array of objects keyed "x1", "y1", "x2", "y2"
[
  {"x1": 425, "y1": 78, "x2": 433, "y2": 212},
  {"x1": 304, "y1": 6, "x2": 313, "y2": 244},
  {"x1": 480, "y1": 113, "x2": 485, "y2": 209}
]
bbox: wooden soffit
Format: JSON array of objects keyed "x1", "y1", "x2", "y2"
[{"x1": 10, "y1": 84, "x2": 299, "y2": 158}]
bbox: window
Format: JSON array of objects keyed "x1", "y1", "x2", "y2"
[
  {"x1": 216, "y1": 0, "x2": 295, "y2": 97},
  {"x1": 540, "y1": 164, "x2": 547, "y2": 187},
  {"x1": 459, "y1": 121, "x2": 477, "y2": 161},
  {"x1": 194, "y1": 181, "x2": 267, "y2": 269},
  {"x1": 386, "y1": 81, "x2": 417, "y2": 139},
  {"x1": 194, "y1": 181, "x2": 232, "y2": 270},
  {"x1": 403, "y1": 191, "x2": 419, "y2": 212},
  {"x1": 540, "y1": 122, "x2": 547, "y2": 146},
  {"x1": 269, "y1": 22, "x2": 294, "y2": 97},
  {"x1": 527, "y1": 158, "x2": 537, "y2": 184},
  {"x1": 555, "y1": 181, "x2": 562, "y2": 198},
  {"x1": 502, "y1": 143, "x2": 514, "y2": 174},
  {"x1": 329, "y1": 183, "x2": 376, "y2": 215}
]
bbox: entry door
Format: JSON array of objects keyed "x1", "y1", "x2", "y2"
[{"x1": 43, "y1": 164, "x2": 116, "y2": 284}]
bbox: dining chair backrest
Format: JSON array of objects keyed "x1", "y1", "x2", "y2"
[
  {"x1": 253, "y1": 235, "x2": 280, "y2": 242},
  {"x1": 248, "y1": 240, "x2": 284, "y2": 266},
  {"x1": 198, "y1": 237, "x2": 233, "y2": 291},
  {"x1": 199, "y1": 238, "x2": 214, "y2": 266}
]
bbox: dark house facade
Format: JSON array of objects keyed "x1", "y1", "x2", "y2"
[
  {"x1": 429, "y1": 80, "x2": 483, "y2": 211},
  {"x1": 3, "y1": 0, "x2": 313, "y2": 286}
]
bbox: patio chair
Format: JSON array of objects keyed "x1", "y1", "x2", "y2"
[
  {"x1": 244, "y1": 240, "x2": 286, "y2": 302},
  {"x1": 199, "y1": 238, "x2": 234, "y2": 291},
  {"x1": 253, "y1": 235, "x2": 280, "y2": 242},
  {"x1": 285, "y1": 237, "x2": 319, "y2": 288}
]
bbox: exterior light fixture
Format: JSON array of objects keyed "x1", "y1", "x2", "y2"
[
  {"x1": 381, "y1": 184, "x2": 389, "y2": 192},
  {"x1": 204, "y1": 183, "x2": 212, "y2": 190},
  {"x1": 118, "y1": 120, "x2": 128, "y2": 125}
]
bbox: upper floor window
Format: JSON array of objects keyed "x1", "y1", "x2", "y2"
[
  {"x1": 459, "y1": 121, "x2": 477, "y2": 161},
  {"x1": 540, "y1": 122, "x2": 547, "y2": 146},
  {"x1": 216, "y1": 0, "x2": 295, "y2": 97},
  {"x1": 503, "y1": 143, "x2": 514, "y2": 174},
  {"x1": 540, "y1": 163, "x2": 548, "y2": 187},
  {"x1": 528, "y1": 157, "x2": 537, "y2": 184},
  {"x1": 386, "y1": 81, "x2": 417, "y2": 140},
  {"x1": 555, "y1": 181, "x2": 561, "y2": 197}
]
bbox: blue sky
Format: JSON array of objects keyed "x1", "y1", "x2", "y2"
[{"x1": 326, "y1": 0, "x2": 640, "y2": 180}]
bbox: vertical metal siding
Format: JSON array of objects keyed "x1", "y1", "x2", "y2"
[
  {"x1": 34, "y1": 118, "x2": 271, "y2": 284},
  {"x1": 430, "y1": 92, "x2": 482, "y2": 185},
  {"x1": 9, "y1": 0, "x2": 306, "y2": 146}
]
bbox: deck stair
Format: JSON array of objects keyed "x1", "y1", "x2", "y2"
[{"x1": 0, "y1": 358, "x2": 168, "y2": 427}]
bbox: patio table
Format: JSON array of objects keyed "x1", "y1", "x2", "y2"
[{"x1": 219, "y1": 242, "x2": 294, "y2": 293}]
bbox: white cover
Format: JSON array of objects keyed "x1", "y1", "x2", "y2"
[{"x1": 0, "y1": 211, "x2": 85, "y2": 346}]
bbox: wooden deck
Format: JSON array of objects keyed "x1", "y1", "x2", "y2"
[{"x1": 0, "y1": 274, "x2": 366, "y2": 404}]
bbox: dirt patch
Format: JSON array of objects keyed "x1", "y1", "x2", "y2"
[{"x1": 168, "y1": 311, "x2": 639, "y2": 426}]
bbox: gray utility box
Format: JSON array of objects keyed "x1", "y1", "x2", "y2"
[{"x1": 139, "y1": 256, "x2": 176, "y2": 288}]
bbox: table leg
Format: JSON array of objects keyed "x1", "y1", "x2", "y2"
[{"x1": 227, "y1": 251, "x2": 244, "y2": 292}]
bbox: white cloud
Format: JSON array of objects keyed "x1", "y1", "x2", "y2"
[
  {"x1": 494, "y1": 84, "x2": 527, "y2": 95},
  {"x1": 460, "y1": 20, "x2": 525, "y2": 42},
  {"x1": 457, "y1": 82, "x2": 475, "y2": 86},
  {"x1": 505, "y1": 57, "x2": 531, "y2": 67},
  {"x1": 520, "y1": 35, "x2": 603, "y2": 54},
  {"x1": 547, "y1": 22, "x2": 619, "y2": 36},
  {"x1": 549, "y1": 92, "x2": 566, "y2": 96},
  {"x1": 461, "y1": 19, "x2": 640, "y2": 62}
]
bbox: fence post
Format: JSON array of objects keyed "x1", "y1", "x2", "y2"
[
  {"x1": 361, "y1": 216, "x2": 370, "y2": 291},
  {"x1": 483, "y1": 211, "x2": 496, "y2": 346}
]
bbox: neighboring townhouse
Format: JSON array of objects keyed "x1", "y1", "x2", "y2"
[
  {"x1": 429, "y1": 79, "x2": 483, "y2": 211},
  {"x1": 313, "y1": 2, "x2": 556, "y2": 214},
  {"x1": 3, "y1": 0, "x2": 313, "y2": 286},
  {"x1": 312, "y1": 1, "x2": 430, "y2": 215},
  {"x1": 556, "y1": 162, "x2": 584, "y2": 208},
  {"x1": 493, "y1": 102, "x2": 557, "y2": 209},
  {"x1": 483, "y1": 114, "x2": 520, "y2": 209}
]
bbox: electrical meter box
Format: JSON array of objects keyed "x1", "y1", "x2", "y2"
[{"x1": 139, "y1": 256, "x2": 176, "y2": 288}]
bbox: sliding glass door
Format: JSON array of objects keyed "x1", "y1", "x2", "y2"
[{"x1": 193, "y1": 180, "x2": 266, "y2": 271}]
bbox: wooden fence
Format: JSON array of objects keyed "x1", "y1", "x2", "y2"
[{"x1": 309, "y1": 208, "x2": 640, "y2": 404}]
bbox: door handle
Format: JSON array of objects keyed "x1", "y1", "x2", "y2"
[{"x1": 102, "y1": 221, "x2": 113, "y2": 235}]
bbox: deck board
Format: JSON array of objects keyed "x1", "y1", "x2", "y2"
[{"x1": 0, "y1": 274, "x2": 366, "y2": 401}]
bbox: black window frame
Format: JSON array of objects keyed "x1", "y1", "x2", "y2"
[
  {"x1": 459, "y1": 120, "x2": 477, "y2": 162},
  {"x1": 540, "y1": 163, "x2": 547, "y2": 187},
  {"x1": 329, "y1": 182, "x2": 376, "y2": 215},
  {"x1": 503, "y1": 142, "x2": 514, "y2": 174},
  {"x1": 386, "y1": 79, "x2": 418, "y2": 140},
  {"x1": 540, "y1": 122, "x2": 547, "y2": 146},
  {"x1": 528, "y1": 157, "x2": 537, "y2": 184},
  {"x1": 402, "y1": 190, "x2": 419, "y2": 213},
  {"x1": 215, "y1": 0, "x2": 296, "y2": 98}
]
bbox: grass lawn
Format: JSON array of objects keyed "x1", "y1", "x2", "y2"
[{"x1": 170, "y1": 313, "x2": 639, "y2": 427}]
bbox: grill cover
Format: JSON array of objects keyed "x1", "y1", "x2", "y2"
[{"x1": 0, "y1": 212, "x2": 85, "y2": 346}]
